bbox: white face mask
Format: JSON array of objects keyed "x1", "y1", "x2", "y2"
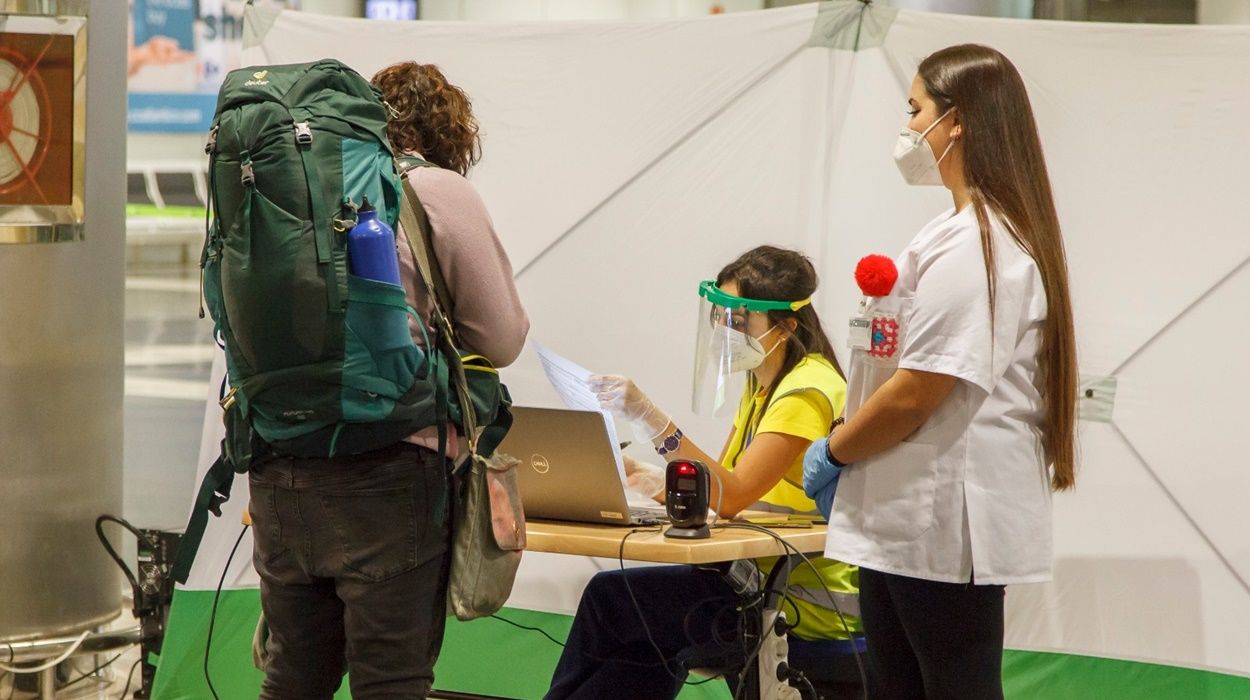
[
  {"x1": 713, "y1": 325, "x2": 781, "y2": 374},
  {"x1": 893, "y1": 108, "x2": 955, "y2": 186}
]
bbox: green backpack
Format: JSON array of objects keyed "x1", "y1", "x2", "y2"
[
  {"x1": 201, "y1": 58, "x2": 446, "y2": 460},
  {"x1": 175, "y1": 59, "x2": 507, "y2": 582}
]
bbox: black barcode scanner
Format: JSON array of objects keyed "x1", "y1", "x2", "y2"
[{"x1": 665, "y1": 459, "x2": 710, "y2": 539}]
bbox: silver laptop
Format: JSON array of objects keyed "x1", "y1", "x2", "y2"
[{"x1": 501, "y1": 406, "x2": 668, "y2": 526}]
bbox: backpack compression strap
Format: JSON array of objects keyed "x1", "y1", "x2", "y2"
[{"x1": 171, "y1": 447, "x2": 237, "y2": 584}]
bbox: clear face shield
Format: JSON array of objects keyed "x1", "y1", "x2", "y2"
[{"x1": 691, "y1": 280, "x2": 811, "y2": 416}]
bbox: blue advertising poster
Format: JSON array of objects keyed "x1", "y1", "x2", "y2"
[{"x1": 128, "y1": 0, "x2": 299, "y2": 133}]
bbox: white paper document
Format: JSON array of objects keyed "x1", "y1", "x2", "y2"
[{"x1": 532, "y1": 341, "x2": 627, "y2": 481}]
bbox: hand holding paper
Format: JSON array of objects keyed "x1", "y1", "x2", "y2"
[
  {"x1": 532, "y1": 342, "x2": 627, "y2": 480},
  {"x1": 586, "y1": 374, "x2": 672, "y2": 442}
]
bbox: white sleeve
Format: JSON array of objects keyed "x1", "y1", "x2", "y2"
[{"x1": 897, "y1": 228, "x2": 1024, "y2": 394}]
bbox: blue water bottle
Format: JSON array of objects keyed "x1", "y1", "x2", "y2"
[{"x1": 347, "y1": 196, "x2": 401, "y2": 285}]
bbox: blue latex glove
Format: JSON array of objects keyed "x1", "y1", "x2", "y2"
[{"x1": 803, "y1": 437, "x2": 843, "y2": 521}]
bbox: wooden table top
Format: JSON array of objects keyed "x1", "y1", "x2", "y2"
[{"x1": 524, "y1": 514, "x2": 827, "y2": 565}]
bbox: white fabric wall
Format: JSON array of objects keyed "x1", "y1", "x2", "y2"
[
  {"x1": 419, "y1": 0, "x2": 766, "y2": 21},
  {"x1": 186, "y1": 1, "x2": 1250, "y2": 680}
]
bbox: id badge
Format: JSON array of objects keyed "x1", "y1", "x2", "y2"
[{"x1": 848, "y1": 316, "x2": 871, "y2": 350}]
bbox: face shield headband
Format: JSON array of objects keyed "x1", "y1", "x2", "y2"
[{"x1": 692, "y1": 280, "x2": 812, "y2": 416}]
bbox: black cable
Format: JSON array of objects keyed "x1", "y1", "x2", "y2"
[
  {"x1": 95, "y1": 515, "x2": 143, "y2": 592},
  {"x1": 789, "y1": 667, "x2": 818, "y2": 700},
  {"x1": 617, "y1": 528, "x2": 724, "y2": 687},
  {"x1": 205, "y1": 525, "x2": 249, "y2": 700},
  {"x1": 614, "y1": 528, "x2": 807, "y2": 694},
  {"x1": 120, "y1": 657, "x2": 142, "y2": 699},
  {"x1": 488, "y1": 610, "x2": 699, "y2": 670},
  {"x1": 58, "y1": 652, "x2": 125, "y2": 692},
  {"x1": 694, "y1": 597, "x2": 741, "y2": 649},
  {"x1": 715, "y1": 522, "x2": 868, "y2": 700},
  {"x1": 488, "y1": 614, "x2": 565, "y2": 648},
  {"x1": 719, "y1": 556, "x2": 793, "y2": 700},
  {"x1": 487, "y1": 526, "x2": 826, "y2": 695},
  {"x1": 733, "y1": 603, "x2": 787, "y2": 700},
  {"x1": 723, "y1": 522, "x2": 866, "y2": 697}
]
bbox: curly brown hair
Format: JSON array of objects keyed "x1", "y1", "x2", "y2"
[{"x1": 371, "y1": 62, "x2": 481, "y2": 176}]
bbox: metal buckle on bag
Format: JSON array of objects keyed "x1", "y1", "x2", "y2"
[
  {"x1": 293, "y1": 121, "x2": 313, "y2": 145},
  {"x1": 239, "y1": 163, "x2": 255, "y2": 187},
  {"x1": 220, "y1": 386, "x2": 238, "y2": 411},
  {"x1": 204, "y1": 125, "x2": 219, "y2": 155}
]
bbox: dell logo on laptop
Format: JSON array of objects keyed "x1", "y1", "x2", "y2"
[{"x1": 531, "y1": 454, "x2": 550, "y2": 474}]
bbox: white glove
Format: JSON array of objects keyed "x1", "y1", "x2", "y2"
[
  {"x1": 623, "y1": 455, "x2": 666, "y2": 500},
  {"x1": 587, "y1": 375, "x2": 672, "y2": 442}
]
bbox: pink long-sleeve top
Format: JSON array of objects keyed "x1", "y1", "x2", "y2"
[{"x1": 396, "y1": 159, "x2": 529, "y2": 455}]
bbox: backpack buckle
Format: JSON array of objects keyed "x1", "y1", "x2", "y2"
[
  {"x1": 204, "y1": 126, "x2": 219, "y2": 155},
  {"x1": 240, "y1": 163, "x2": 255, "y2": 187},
  {"x1": 220, "y1": 386, "x2": 239, "y2": 411},
  {"x1": 294, "y1": 121, "x2": 313, "y2": 145}
]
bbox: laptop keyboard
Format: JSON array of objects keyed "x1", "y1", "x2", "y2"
[{"x1": 629, "y1": 506, "x2": 668, "y2": 525}]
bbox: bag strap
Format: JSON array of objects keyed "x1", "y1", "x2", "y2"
[
  {"x1": 395, "y1": 159, "x2": 513, "y2": 461},
  {"x1": 397, "y1": 169, "x2": 481, "y2": 453},
  {"x1": 396, "y1": 164, "x2": 455, "y2": 317},
  {"x1": 172, "y1": 449, "x2": 236, "y2": 584}
]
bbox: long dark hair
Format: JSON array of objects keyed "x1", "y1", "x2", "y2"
[
  {"x1": 371, "y1": 62, "x2": 481, "y2": 176},
  {"x1": 716, "y1": 246, "x2": 843, "y2": 418},
  {"x1": 919, "y1": 45, "x2": 1077, "y2": 491}
]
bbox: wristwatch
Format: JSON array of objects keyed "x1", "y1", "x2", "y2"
[{"x1": 656, "y1": 428, "x2": 684, "y2": 457}]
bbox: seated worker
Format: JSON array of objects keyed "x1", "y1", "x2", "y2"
[{"x1": 545, "y1": 245, "x2": 863, "y2": 700}]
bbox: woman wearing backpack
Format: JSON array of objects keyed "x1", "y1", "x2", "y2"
[
  {"x1": 249, "y1": 63, "x2": 528, "y2": 700},
  {"x1": 806, "y1": 45, "x2": 1078, "y2": 699},
  {"x1": 545, "y1": 245, "x2": 863, "y2": 700}
]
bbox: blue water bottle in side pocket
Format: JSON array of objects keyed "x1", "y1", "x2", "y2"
[{"x1": 347, "y1": 196, "x2": 401, "y2": 285}]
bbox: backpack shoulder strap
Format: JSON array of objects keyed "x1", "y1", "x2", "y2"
[{"x1": 396, "y1": 155, "x2": 437, "y2": 177}]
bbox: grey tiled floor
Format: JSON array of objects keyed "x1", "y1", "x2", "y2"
[{"x1": 123, "y1": 256, "x2": 214, "y2": 531}]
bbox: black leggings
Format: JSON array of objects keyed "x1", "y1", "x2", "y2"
[{"x1": 858, "y1": 567, "x2": 1005, "y2": 700}]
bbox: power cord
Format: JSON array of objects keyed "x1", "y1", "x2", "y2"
[
  {"x1": 613, "y1": 527, "x2": 806, "y2": 691},
  {"x1": 121, "y1": 657, "x2": 143, "y2": 699},
  {"x1": 486, "y1": 523, "x2": 845, "y2": 698},
  {"x1": 487, "y1": 613, "x2": 695, "y2": 670},
  {"x1": 778, "y1": 662, "x2": 818, "y2": 700},
  {"x1": 94, "y1": 513, "x2": 179, "y2": 698},
  {"x1": 487, "y1": 614, "x2": 566, "y2": 648},
  {"x1": 95, "y1": 515, "x2": 144, "y2": 593},
  {"x1": 714, "y1": 522, "x2": 868, "y2": 700},
  {"x1": 58, "y1": 652, "x2": 125, "y2": 693},
  {"x1": 205, "y1": 524, "x2": 250, "y2": 700},
  {"x1": 732, "y1": 603, "x2": 787, "y2": 700},
  {"x1": 706, "y1": 463, "x2": 725, "y2": 527},
  {"x1": 617, "y1": 528, "x2": 723, "y2": 687}
]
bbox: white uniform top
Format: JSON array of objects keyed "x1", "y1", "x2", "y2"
[{"x1": 824, "y1": 205, "x2": 1052, "y2": 585}]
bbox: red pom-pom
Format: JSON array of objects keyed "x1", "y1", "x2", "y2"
[{"x1": 854, "y1": 255, "x2": 898, "y2": 297}]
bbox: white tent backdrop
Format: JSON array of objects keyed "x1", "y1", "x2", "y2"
[{"x1": 167, "y1": 2, "x2": 1250, "y2": 696}]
